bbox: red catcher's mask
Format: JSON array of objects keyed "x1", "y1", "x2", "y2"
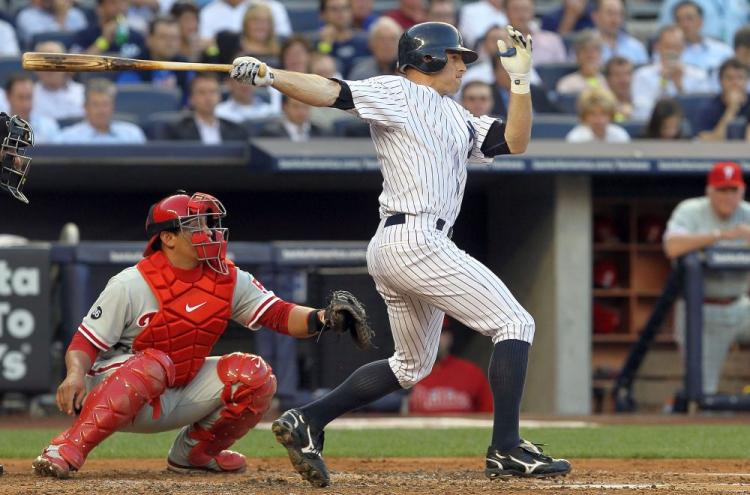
[{"x1": 143, "y1": 192, "x2": 229, "y2": 274}]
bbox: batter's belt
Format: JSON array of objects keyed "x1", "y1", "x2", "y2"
[{"x1": 384, "y1": 213, "x2": 453, "y2": 238}]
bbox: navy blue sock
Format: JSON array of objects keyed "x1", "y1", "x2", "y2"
[
  {"x1": 489, "y1": 339, "x2": 530, "y2": 452},
  {"x1": 300, "y1": 359, "x2": 402, "y2": 432}
]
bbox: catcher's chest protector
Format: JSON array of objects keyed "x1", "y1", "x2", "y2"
[{"x1": 133, "y1": 251, "x2": 237, "y2": 386}]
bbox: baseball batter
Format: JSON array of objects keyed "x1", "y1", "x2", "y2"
[
  {"x1": 664, "y1": 161, "x2": 750, "y2": 395},
  {"x1": 32, "y1": 191, "x2": 370, "y2": 478},
  {"x1": 231, "y1": 22, "x2": 571, "y2": 486}
]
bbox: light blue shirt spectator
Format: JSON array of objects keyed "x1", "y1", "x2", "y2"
[
  {"x1": 29, "y1": 112, "x2": 61, "y2": 144},
  {"x1": 56, "y1": 120, "x2": 146, "y2": 144},
  {"x1": 683, "y1": 38, "x2": 734, "y2": 89},
  {"x1": 0, "y1": 19, "x2": 20, "y2": 55},
  {"x1": 601, "y1": 31, "x2": 649, "y2": 66},
  {"x1": 16, "y1": 3, "x2": 88, "y2": 46},
  {"x1": 659, "y1": 0, "x2": 749, "y2": 46}
]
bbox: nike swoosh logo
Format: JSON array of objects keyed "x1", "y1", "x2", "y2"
[{"x1": 185, "y1": 302, "x2": 207, "y2": 313}]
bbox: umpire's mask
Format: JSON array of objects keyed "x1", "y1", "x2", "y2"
[{"x1": 0, "y1": 113, "x2": 34, "y2": 204}]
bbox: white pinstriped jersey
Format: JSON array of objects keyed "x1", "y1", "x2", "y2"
[
  {"x1": 77, "y1": 266, "x2": 278, "y2": 369},
  {"x1": 345, "y1": 75, "x2": 498, "y2": 225}
]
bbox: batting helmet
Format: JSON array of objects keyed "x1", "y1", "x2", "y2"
[
  {"x1": 0, "y1": 113, "x2": 34, "y2": 204},
  {"x1": 397, "y1": 22, "x2": 478, "y2": 74},
  {"x1": 143, "y1": 191, "x2": 229, "y2": 274}
]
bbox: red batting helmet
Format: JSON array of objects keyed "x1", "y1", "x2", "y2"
[
  {"x1": 143, "y1": 191, "x2": 229, "y2": 274},
  {"x1": 593, "y1": 259, "x2": 618, "y2": 289}
]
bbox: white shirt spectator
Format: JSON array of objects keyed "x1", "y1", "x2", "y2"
[
  {"x1": 16, "y1": 6, "x2": 88, "y2": 45},
  {"x1": 199, "y1": 0, "x2": 291, "y2": 40},
  {"x1": 29, "y1": 112, "x2": 61, "y2": 143},
  {"x1": 33, "y1": 80, "x2": 85, "y2": 120},
  {"x1": 459, "y1": 1, "x2": 508, "y2": 49},
  {"x1": 215, "y1": 96, "x2": 280, "y2": 123},
  {"x1": 0, "y1": 19, "x2": 20, "y2": 56},
  {"x1": 56, "y1": 120, "x2": 146, "y2": 144},
  {"x1": 683, "y1": 37, "x2": 734, "y2": 91},
  {"x1": 0, "y1": 89, "x2": 7, "y2": 113},
  {"x1": 282, "y1": 119, "x2": 312, "y2": 142},
  {"x1": 566, "y1": 123, "x2": 630, "y2": 142},
  {"x1": 195, "y1": 117, "x2": 222, "y2": 144},
  {"x1": 631, "y1": 63, "x2": 711, "y2": 120}
]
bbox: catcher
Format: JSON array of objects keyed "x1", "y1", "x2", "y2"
[
  {"x1": 32, "y1": 190, "x2": 373, "y2": 478},
  {"x1": 0, "y1": 112, "x2": 34, "y2": 204}
]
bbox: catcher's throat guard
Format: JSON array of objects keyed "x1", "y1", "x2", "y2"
[
  {"x1": 0, "y1": 114, "x2": 34, "y2": 204},
  {"x1": 144, "y1": 192, "x2": 230, "y2": 274}
]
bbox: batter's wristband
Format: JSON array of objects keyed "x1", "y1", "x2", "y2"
[
  {"x1": 508, "y1": 72, "x2": 531, "y2": 94},
  {"x1": 307, "y1": 310, "x2": 325, "y2": 335}
]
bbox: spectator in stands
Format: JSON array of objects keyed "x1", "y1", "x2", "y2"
[
  {"x1": 117, "y1": 16, "x2": 194, "y2": 99},
  {"x1": 0, "y1": 18, "x2": 19, "y2": 56},
  {"x1": 199, "y1": 0, "x2": 291, "y2": 43},
  {"x1": 592, "y1": 0, "x2": 648, "y2": 65},
  {"x1": 458, "y1": 0, "x2": 506, "y2": 50},
  {"x1": 166, "y1": 73, "x2": 248, "y2": 143},
  {"x1": 664, "y1": 161, "x2": 750, "y2": 396},
  {"x1": 349, "y1": 16, "x2": 402, "y2": 80},
  {"x1": 6, "y1": 74, "x2": 60, "y2": 143},
  {"x1": 540, "y1": 0, "x2": 594, "y2": 37},
  {"x1": 659, "y1": 0, "x2": 748, "y2": 46},
  {"x1": 696, "y1": 58, "x2": 749, "y2": 141},
  {"x1": 0, "y1": 89, "x2": 7, "y2": 113},
  {"x1": 238, "y1": 3, "x2": 281, "y2": 61},
  {"x1": 631, "y1": 25, "x2": 711, "y2": 121},
  {"x1": 73, "y1": 0, "x2": 147, "y2": 58},
  {"x1": 316, "y1": 0, "x2": 371, "y2": 79},
  {"x1": 259, "y1": 95, "x2": 325, "y2": 141},
  {"x1": 280, "y1": 35, "x2": 313, "y2": 73},
  {"x1": 461, "y1": 81, "x2": 495, "y2": 117},
  {"x1": 674, "y1": 1, "x2": 733, "y2": 81},
  {"x1": 557, "y1": 30, "x2": 608, "y2": 94},
  {"x1": 385, "y1": 0, "x2": 425, "y2": 31},
  {"x1": 505, "y1": 0, "x2": 566, "y2": 65},
  {"x1": 57, "y1": 78, "x2": 147, "y2": 143},
  {"x1": 215, "y1": 76, "x2": 280, "y2": 123},
  {"x1": 733, "y1": 26, "x2": 750, "y2": 92},
  {"x1": 170, "y1": 1, "x2": 202, "y2": 61},
  {"x1": 566, "y1": 87, "x2": 630, "y2": 142},
  {"x1": 643, "y1": 98, "x2": 687, "y2": 139},
  {"x1": 16, "y1": 0, "x2": 88, "y2": 48},
  {"x1": 427, "y1": 0, "x2": 456, "y2": 26},
  {"x1": 310, "y1": 53, "x2": 342, "y2": 79},
  {"x1": 352, "y1": 0, "x2": 378, "y2": 31},
  {"x1": 408, "y1": 323, "x2": 493, "y2": 415},
  {"x1": 463, "y1": 25, "x2": 541, "y2": 90},
  {"x1": 33, "y1": 41, "x2": 86, "y2": 121},
  {"x1": 604, "y1": 55, "x2": 634, "y2": 121}
]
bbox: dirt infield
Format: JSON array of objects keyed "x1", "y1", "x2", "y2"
[{"x1": 2, "y1": 458, "x2": 750, "y2": 495}]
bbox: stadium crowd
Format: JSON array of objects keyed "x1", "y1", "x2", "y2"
[{"x1": 0, "y1": 0, "x2": 749, "y2": 143}]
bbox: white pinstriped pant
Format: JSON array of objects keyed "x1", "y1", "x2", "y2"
[{"x1": 366, "y1": 213, "x2": 535, "y2": 388}]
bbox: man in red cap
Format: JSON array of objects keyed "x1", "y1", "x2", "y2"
[
  {"x1": 32, "y1": 190, "x2": 367, "y2": 479},
  {"x1": 664, "y1": 161, "x2": 750, "y2": 395}
]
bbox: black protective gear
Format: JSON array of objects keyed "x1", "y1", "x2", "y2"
[{"x1": 397, "y1": 22, "x2": 478, "y2": 74}]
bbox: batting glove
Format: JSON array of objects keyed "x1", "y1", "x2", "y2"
[
  {"x1": 497, "y1": 26, "x2": 533, "y2": 94},
  {"x1": 230, "y1": 56, "x2": 274, "y2": 87}
]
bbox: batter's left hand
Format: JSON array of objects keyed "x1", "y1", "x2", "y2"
[
  {"x1": 231, "y1": 56, "x2": 274, "y2": 87},
  {"x1": 497, "y1": 26, "x2": 532, "y2": 93}
]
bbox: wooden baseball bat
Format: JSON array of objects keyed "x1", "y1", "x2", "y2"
[{"x1": 21, "y1": 52, "x2": 267, "y2": 77}]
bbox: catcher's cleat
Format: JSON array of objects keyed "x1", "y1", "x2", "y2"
[
  {"x1": 272, "y1": 408, "x2": 330, "y2": 487},
  {"x1": 167, "y1": 450, "x2": 247, "y2": 474},
  {"x1": 32, "y1": 448, "x2": 74, "y2": 479},
  {"x1": 485, "y1": 440, "x2": 571, "y2": 479}
]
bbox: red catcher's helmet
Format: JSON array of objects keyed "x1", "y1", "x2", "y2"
[
  {"x1": 593, "y1": 259, "x2": 618, "y2": 289},
  {"x1": 143, "y1": 191, "x2": 229, "y2": 274}
]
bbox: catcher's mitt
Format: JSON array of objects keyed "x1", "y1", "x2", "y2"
[{"x1": 323, "y1": 290, "x2": 374, "y2": 350}]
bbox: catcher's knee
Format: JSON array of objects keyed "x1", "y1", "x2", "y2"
[
  {"x1": 216, "y1": 352, "x2": 277, "y2": 415},
  {"x1": 118, "y1": 348, "x2": 176, "y2": 396}
]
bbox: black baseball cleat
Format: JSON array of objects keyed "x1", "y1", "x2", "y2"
[
  {"x1": 485, "y1": 440, "x2": 571, "y2": 479},
  {"x1": 272, "y1": 409, "x2": 330, "y2": 488}
]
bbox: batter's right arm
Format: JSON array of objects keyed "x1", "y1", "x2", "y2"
[
  {"x1": 496, "y1": 26, "x2": 533, "y2": 153},
  {"x1": 230, "y1": 57, "x2": 341, "y2": 108}
]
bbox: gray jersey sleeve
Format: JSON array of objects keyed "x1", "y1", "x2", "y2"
[
  {"x1": 78, "y1": 277, "x2": 132, "y2": 351},
  {"x1": 345, "y1": 76, "x2": 408, "y2": 128},
  {"x1": 232, "y1": 269, "x2": 279, "y2": 330},
  {"x1": 665, "y1": 199, "x2": 700, "y2": 237}
]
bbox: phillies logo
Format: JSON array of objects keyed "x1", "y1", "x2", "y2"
[
  {"x1": 251, "y1": 277, "x2": 267, "y2": 293},
  {"x1": 137, "y1": 311, "x2": 157, "y2": 327},
  {"x1": 725, "y1": 166, "x2": 735, "y2": 180}
]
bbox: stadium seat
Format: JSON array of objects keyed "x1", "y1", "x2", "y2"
[
  {"x1": 288, "y1": 8, "x2": 322, "y2": 33},
  {"x1": 244, "y1": 117, "x2": 279, "y2": 137},
  {"x1": 114, "y1": 85, "x2": 182, "y2": 126},
  {"x1": 57, "y1": 116, "x2": 82, "y2": 129},
  {"x1": 621, "y1": 120, "x2": 646, "y2": 139},
  {"x1": 0, "y1": 57, "x2": 21, "y2": 86},
  {"x1": 333, "y1": 119, "x2": 370, "y2": 137},
  {"x1": 29, "y1": 31, "x2": 76, "y2": 51},
  {"x1": 530, "y1": 115, "x2": 578, "y2": 139},
  {"x1": 143, "y1": 111, "x2": 187, "y2": 140},
  {"x1": 555, "y1": 93, "x2": 579, "y2": 114},
  {"x1": 535, "y1": 62, "x2": 578, "y2": 91},
  {"x1": 674, "y1": 93, "x2": 715, "y2": 135},
  {"x1": 727, "y1": 118, "x2": 747, "y2": 140}
]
